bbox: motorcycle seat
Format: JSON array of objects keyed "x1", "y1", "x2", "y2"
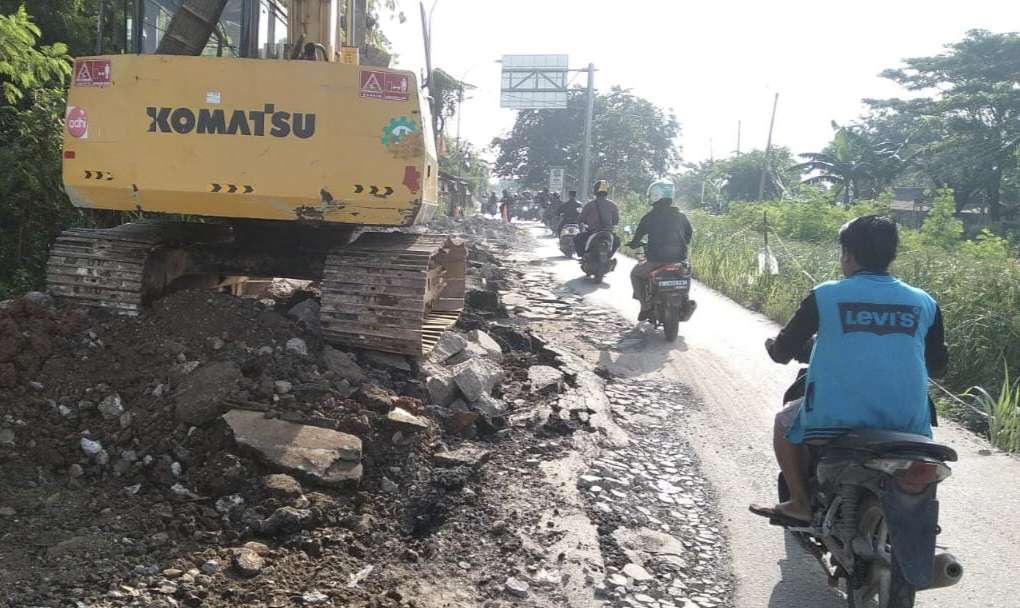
[{"x1": 824, "y1": 428, "x2": 958, "y2": 462}]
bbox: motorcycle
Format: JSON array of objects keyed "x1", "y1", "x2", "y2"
[
  {"x1": 559, "y1": 223, "x2": 580, "y2": 257},
  {"x1": 579, "y1": 229, "x2": 617, "y2": 282},
  {"x1": 768, "y1": 340, "x2": 963, "y2": 607},
  {"x1": 637, "y1": 249, "x2": 696, "y2": 341}
]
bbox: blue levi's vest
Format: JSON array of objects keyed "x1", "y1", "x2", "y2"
[{"x1": 786, "y1": 272, "x2": 937, "y2": 444}]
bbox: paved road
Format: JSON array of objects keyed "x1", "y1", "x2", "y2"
[{"x1": 527, "y1": 225, "x2": 1020, "y2": 607}]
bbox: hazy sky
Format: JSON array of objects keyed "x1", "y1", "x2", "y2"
[{"x1": 386, "y1": 0, "x2": 1018, "y2": 165}]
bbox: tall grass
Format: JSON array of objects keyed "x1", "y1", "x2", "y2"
[{"x1": 967, "y1": 371, "x2": 1020, "y2": 453}]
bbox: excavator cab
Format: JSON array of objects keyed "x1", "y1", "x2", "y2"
[{"x1": 49, "y1": 0, "x2": 466, "y2": 357}]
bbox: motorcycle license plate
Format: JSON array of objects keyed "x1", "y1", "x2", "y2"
[{"x1": 658, "y1": 279, "x2": 689, "y2": 288}]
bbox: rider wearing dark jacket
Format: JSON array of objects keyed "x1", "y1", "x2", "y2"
[
  {"x1": 627, "y1": 181, "x2": 693, "y2": 319},
  {"x1": 557, "y1": 191, "x2": 583, "y2": 234}
]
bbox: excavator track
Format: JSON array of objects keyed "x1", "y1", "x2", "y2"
[
  {"x1": 46, "y1": 223, "x2": 229, "y2": 315},
  {"x1": 320, "y1": 233, "x2": 466, "y2": 357}
]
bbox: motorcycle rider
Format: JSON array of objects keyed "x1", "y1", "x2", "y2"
[
  {"x1": 575, "y1": 180, "x2": 620, "y2": 256},
  {"x1": 626, "y1": 180, "x2": 693, "y2": 321},
  {"x1": 750, "y1": 215, "x2": 949, "y2": 526},
  {"x1": 557, "y1": 190, "x2": 583, "y2": 235},
  {"x1": 486, "y1": 192, "x2": 498, "y2": 216},
  {"x1": 499, "y1": 190, "x2": 514, "y2": 223}
]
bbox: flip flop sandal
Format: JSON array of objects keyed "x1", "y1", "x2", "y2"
[{"x1": 748, "y1": 504, "x2": 812, "y2": 528}]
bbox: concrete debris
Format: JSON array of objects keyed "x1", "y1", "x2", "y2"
[
  {"x1": 471, "y1": 394, "x2": 507, "y2": 418},
  {"x1": 528, "y1": 365, "x2": 564, "y2": 394},
  {"x1": 274, "y1": 380, "x2": 293, "y2": 395},
  {"x1": 301, "y1": 591, "x2": 330, "y2": 605},
  {"x1": 174, "y1": 361, "x2": 242, "y2": 426},
  {"x1": 468, "y1": 329, "x2": 504, "y2": 361},
  {"x1": 261, "y1": 506, "x2": 314, "y2": 535},
  {"x1": 385, "y1": 407, "x2": 430, "y2": 432},
  {"x1": 425, "y1": 371, "x2": 459, "y2": 406},
  {"x1": 429, "y1": 331, "x2": 469, "y2": 364},
  {"x1": 452, "y1": 358, "x2": 504, "y2": 402},
  {"x1": 0, "y1": 428, "x2": 14, "y2": 448},
  {"x1": 434, "y1": 446, "x2": 491, "y2": 470},
  {"x1": 223, "y1": 409, "x2": 362, "y2": 487},
  {"x1": 323, "y1": 346, "x2": 368, "y2": 384}
]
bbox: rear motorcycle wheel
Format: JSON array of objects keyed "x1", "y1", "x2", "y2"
[
  {"x1": 847, "y1": 499, "x2": 916, "y2": 608},
  {"x1": 663, "y1": 303, "x2": 680, "y2": 341}
]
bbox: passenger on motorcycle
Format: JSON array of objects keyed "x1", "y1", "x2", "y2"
[
  {"x1": 556, "y1": 190, "x2": 583, "y2": 235},
  {"x1": 575, "y1": 180, "x2": 620, "y2": 255},
  {"x1": 750, "y1": 215, "x2": 948, "y2": 526},
  {"x1": 626, "y1": 180, "x2": 693, "y2": 321}
]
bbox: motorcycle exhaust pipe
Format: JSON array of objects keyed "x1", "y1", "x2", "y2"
[{"x1": 923, "y1": 553, "x2": 963, "y2": 590}]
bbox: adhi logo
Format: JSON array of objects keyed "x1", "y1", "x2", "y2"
[{"x1": 66, "y1": 106, "x2": 88, "y2": 138}]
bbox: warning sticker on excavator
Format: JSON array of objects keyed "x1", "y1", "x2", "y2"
[
  {"x1": 74, "y1": 59, "x2": 112, "y2": 87},
  {"x1": 360, "y1": 70, "x2": 409, "y2": 102}
]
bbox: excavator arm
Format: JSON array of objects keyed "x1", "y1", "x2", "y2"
[{"x1": 156, "y1": 0, "x2": 231, "y2": 55}]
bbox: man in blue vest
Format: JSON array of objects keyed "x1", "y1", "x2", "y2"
[{"x1": 750, "y1": 215, "x2": 948, "y2": 525}]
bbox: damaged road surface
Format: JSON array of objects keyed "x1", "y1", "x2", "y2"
[
  {"x1": 0, "y1": 216, "x2": 730, "y2": 608},
  {"x1": 522, "y1": 224, "x2": 1020, "y2": 608}
]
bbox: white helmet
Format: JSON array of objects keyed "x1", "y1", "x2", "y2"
[{"x1": 647, "y1": 179, "x2": 675, "y2": 202}]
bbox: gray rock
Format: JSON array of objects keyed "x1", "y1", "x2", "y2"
[
  {"x1": 528, "y1": 365, "x2": 564, "y2": 394},
  {"x1": 386, "y1": 407, "x2": 430, "y2": 432},
  {"x1": 471, "y1": 394, "x2": 507, "y2": 418},
  {"x1": 302, "y1": 591, "x2": 330, "y2": 605},
  {"x1": 356, "y1": 384, "x2": 395, "y2": 412},
  {"x1": 98, "y1": 394, "x2": 125, "y2": 419},
  {"x1": 274, "y1": 380, "x2": 293, "y2": 395},
  {"x1": 28, "y1": 381, "x2": 44, "y2": 391},
  {"x1": 364, "y1": 350, "x2": 413, "y2": 372},
  {"x1": 623, "y1": 563, "x2": 653, "y2": 581},
  {"x1": 211, "y1": 337, "x2": 225, "y2": 350},
  {"x1": 80, "y1": 437, "x2": 102, "y2": 457},
  {"x1": 233, "y1": 548, "x2": 264, "y2": 577},
  {"x1": 0, "y1": 428, "x2": 14, "y2": 447},
  {"x1": 287, "y1": 299, "x2": 322, "y2": 336},
  {"x1": 223, "y1": 409, "x2": 362, "y2": 487},
  {"x1": 68, "y1": 464, "x2": 84, "y2": 478},
  {"x1": 323, "y1": 346, "x2": 368, "y2": 384},
  {"x1": 286, "y1": 337, "x2": 309, "y2": 357},
  {"x1": 174, "y1": 361, "x2": 242, "y2": 426},
  {"x1": 261, "y1": 506, "x2": 314, "y2": 535},
  {"x1": 451, "y1": 358, "x2": 503, "y2": 402},
  {"x1": 262, "y1": 474, "x2": 304, "y2": 498},
  {"x1": 425, "y1": 371, "x2": 459, "y2": 406},
  {"x1": 119, "y1": 411, "x2": 133, "y2": 429},
  {"x1": 429, "y1": 331, "x2": 469, "y2": 364},
  {"x1": 381, "y1": 477, "x2": 399, "y2": 494},
  {"x1": 200, "y1": 560, "x2": 221, "y2": 575},
  {"x1": 468, "y1": 329, "x2": 503, "y2": 361},
  {"x1": 215, "y1": 494, "x2": 245, "y2": 514},
  {"x1": 57, "y1": 404, "x2": 75, "y2": 418},
  {"x1": 434, "y1": 445, "x2": 491, "y2": 470},
  {"x1": 24, "y1": 291, "x2": 54, "y2": 307},
  {"x1": 505, "y1": 577, "x2": 530, "y2": 598},
  {"x1": 0, "y1": 506, "x2": 15, "y2": 516}
]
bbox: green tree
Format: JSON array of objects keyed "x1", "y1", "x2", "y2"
[
  {"x1": 0, "y1": 6, "x2": 75, "y2": 297},
  {"x1": 439, "y1": 139, "x2": 491, "y2": 196},
  {"x1": 919, "y1": 189, "x2": 964, "y2": 248},
  {"x1": 713, "y1": 148, "x2": 798, "y2": 202},
  {"x1": 492, "y1": 86, "x2": 681, "y2": 196},
  {"x1": 866, "y1": 30, "x2": 1020, "y2": 220}
]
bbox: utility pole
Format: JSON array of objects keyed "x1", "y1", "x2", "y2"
[
  {"x1": 580, "y1": 63, "x2": 595, "y2": 202},
  {"x1": 736, "y1": 120, "x2": 742, "y2": 156},
  {"x1": 757, "y1": 93, "x2": 779, "y2": 201},
  {"x1": 95, "y1": 0, "x2": 106, "y2": 54}
]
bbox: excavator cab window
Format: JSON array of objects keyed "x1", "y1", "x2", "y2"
[{"x1": 121, "y1": 0, "x2": 287, "y2": 58}]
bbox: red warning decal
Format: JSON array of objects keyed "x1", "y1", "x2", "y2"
[
  {"x1": 66, "y1": 106, "x2": 88, "y2": 138},
  {"x1": 360, "y1": 70, "x2": 409, "y2": 102},
  {"x1": 74, "y1": 59, "x2": 112, "y2": 87}
]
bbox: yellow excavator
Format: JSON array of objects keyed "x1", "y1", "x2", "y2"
[{"x1": 48, "y1": 0, "x2": 466, "y2": 356}]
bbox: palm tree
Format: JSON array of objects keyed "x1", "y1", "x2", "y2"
[{"x1": 794, "y1": 123, "x2": 903, "y2": 205}]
